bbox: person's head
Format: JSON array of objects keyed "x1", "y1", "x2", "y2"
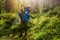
[
  {"x1": 21, "y1": 5, "x2": 25, "y2": 11},
  {"x1": 21, "y1": 5, "x2": 25, "y2": 14}
]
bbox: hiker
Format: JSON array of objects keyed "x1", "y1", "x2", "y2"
[{"x1": 18, "y1": 5, "x2": 31, "y2": 37}]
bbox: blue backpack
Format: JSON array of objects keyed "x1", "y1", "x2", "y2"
[{"x1": 18, "y1": 8, "x2": 30, "y2": 22}]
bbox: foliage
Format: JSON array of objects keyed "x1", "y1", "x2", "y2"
[{"x1": 0, "y1": 2, "x2": 60, "y2": 40}]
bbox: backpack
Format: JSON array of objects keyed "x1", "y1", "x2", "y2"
[{"x1": 18, "y1": 8, "x2": 30, "y2": 22}]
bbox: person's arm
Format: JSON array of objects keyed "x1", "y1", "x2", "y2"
[
  {"x1": 26, "y1": 12, "x2": 35, "y2": 19},
  {"x1": 30, "y1": 15, "x2": 35, "y2": 19}
]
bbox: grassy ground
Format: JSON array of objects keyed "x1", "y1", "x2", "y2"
[{"x1": 0, "y1": 6, "x2": 60, "y2": 40}]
